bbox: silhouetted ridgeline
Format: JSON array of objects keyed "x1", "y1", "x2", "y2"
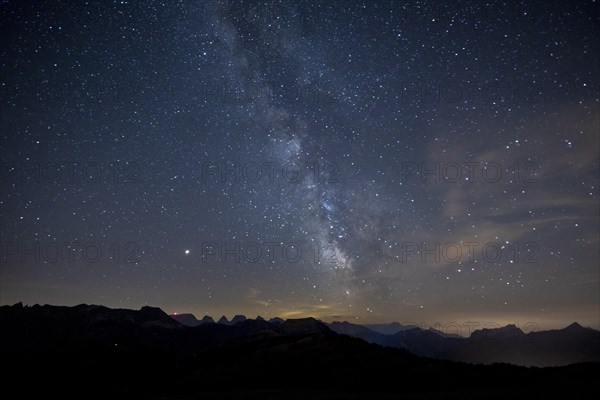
[
  {"x1": 1, "y1": 303, "x2": 598, "y2": 399},
  {"x1": 173, "y1": 312, "x2": 600, "y2": 367},
  {"x1": 326, "y1": 320, "x2": 600, "y2": 367}
]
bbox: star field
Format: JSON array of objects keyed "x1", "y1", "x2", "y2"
[{"x1": 1, "y1": 0, "x2": 598, "y2": 329}]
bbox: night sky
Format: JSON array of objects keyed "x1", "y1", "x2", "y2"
[{"x1": 1, "y1": 0, "x2": 598, "y2": 330}]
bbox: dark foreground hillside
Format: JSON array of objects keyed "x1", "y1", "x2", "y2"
[
  {"x1": 1, "y1": 303, "x2": 598, "y2": 399},
  {"x1": 327, "y1": 320, "x2": 600, "y2": 367}
]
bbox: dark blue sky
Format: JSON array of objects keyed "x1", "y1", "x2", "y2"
[{"x1": 1, "y1": 0, "x2": 598, "y2": 330}]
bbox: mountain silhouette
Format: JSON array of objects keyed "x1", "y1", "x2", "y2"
[
  {"x1": 170, "y1": 312, "x2": 600, "y2": 367},
  {"x1": 230, "y1": 314, "x2": 247, "y2": 324},
  {"x1": 327, "y1": 320, "x2": 600, "y2": 367},
  {"x1": 171, "y1": 313, "x2": 201, "y2": 327},
  {"x1": 1, "y1": 303, "x2": 598, "y2": 399}
]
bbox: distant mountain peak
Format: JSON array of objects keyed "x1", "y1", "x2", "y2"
[
  {"x1": 201, "y1": 315, "x2": 215, "y2": 323},
  {"x1": 217, "y1": 316, "x2": 229, "y2": 324},
  {"x1": 471, "y1": 324, "x2": 525, "y2": 340},
  {"x1": 230, "y1": 315, "x2": 247, "y2": 324},
  {"x1": 256, "y1": 315, "x2": 265, "y2": 321},
  {"x1": 140, "y1": 305, "x2": 162, "y2": 312},
  {"x1": 498, "y1": 324, "x2": 524, "y2": 334},
  {"x1": 565, "y1": 322, "x2": 585, "y2": 331},
  {"x1": 140, "y1": 305, "x2": 170, "y2": 319}
]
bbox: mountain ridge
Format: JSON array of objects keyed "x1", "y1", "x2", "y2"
[
  {"x1": 2, "y1": 302, "x2": 599, "y2": 399},
  {"x1": 3, "y1": 303, "x2": 598, "y2": 367}
]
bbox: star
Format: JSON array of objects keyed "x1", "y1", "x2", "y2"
[{"x1": 0, "y1": 0, "x2": 597, "y2": 330}]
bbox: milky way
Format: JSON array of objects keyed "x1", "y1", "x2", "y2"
[{"x1": 1, "y1": 1, "x2": 598, "y2": 329}]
